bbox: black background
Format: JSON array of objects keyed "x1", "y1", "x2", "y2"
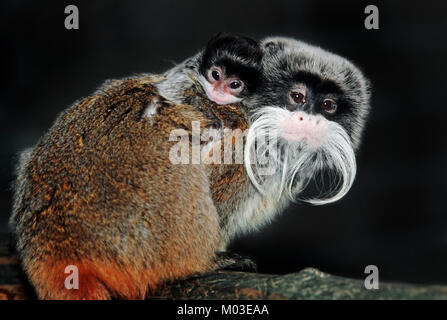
[{"x1": 1, "y1": 0, "x2": 446, "y2": 285}]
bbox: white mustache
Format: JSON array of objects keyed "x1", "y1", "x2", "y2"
[{"x1": 244, "y1": 106, "x2": 356, "y2": 205}]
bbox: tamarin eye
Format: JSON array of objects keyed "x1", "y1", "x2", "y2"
[
  {"x1": 207, "y1": 66, "x2": 223, "y2": 83},
  {"x1": 212, "y1": 70, "x2": 220, "y2": 81},
  {"x1": 230, "y1": 80, "x2": 241, "y2": 89},
  {"x1": 321, "y1": 99, "x2": 337, "y2": 114},
  {"x1": 228, "y1": 80, "x2": 244, "y2": 93},
  {"x1": 290, "y1": 91, "x2": 306, "y2": 104}
]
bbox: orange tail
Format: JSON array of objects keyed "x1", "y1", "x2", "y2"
[{"x1": 27, "y1": 259, "x2": 159, "y2": 300}]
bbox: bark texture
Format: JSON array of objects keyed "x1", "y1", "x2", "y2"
[{"x1": 1, "y1": 233, "x2": 447, "y2": 300}]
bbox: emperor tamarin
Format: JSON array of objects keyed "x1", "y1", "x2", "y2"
[{"x1": 10, "y1": 35, "x2": 370, "y2": 299}]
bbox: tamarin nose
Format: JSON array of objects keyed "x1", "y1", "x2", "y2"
[
  {"x1": 294, "y1": 111, "x2": 321, "y2": 125},
  {"x1": 281, "y1": 111, "x2": 327, "y2": 147}
]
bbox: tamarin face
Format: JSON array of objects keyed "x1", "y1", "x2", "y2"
[
  {"x1": 198, "y1": 34, "x2": 263, "y2": 105},
  {"x1": 257, "y1": 38, "x2": 370, "y2": 150},
  {"x1": 244, "y1": 37, "x2": 371, "y2": 204}
]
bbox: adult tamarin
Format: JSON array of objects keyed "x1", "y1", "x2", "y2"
[{"x1": 10, "y1": 35, "x2": 371, "y2": 299}]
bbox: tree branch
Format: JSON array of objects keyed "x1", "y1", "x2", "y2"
[{"x1": 1, "y1": 233, "x2": 447, "y2": 300}]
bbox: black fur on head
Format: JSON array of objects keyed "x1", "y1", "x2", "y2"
[
  {"x1": 199, "y1": 33, "x2": 263, "y2": 94},
  {"x1": 243, "y1": 37, "x2": 371, "y2": 205},
  {"x1": 250, "y1": 37, "x2": 371, "y2": 150}
]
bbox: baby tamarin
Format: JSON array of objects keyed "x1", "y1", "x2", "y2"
[
  {"x1": 10, "y1": 34, "x2": 262, "y2": 299},
  {"x1": 156, "y1": 33, "x2": 262, "y2": 114}
]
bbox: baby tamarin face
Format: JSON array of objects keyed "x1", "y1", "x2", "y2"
[
  {"x1": 154, "y1": 33, "x2": 263, "y2": 109},
  {"x1": 197, "y1": 34, "x2": 263, "y2": 105}
]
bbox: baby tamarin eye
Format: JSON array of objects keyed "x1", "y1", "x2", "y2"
[
  {"x1": 204, "y1": 65, "x2": 246, "y2": 104},
  {"x1": 208, "y1": 67, "x2": 221, "y2": 81},
  {"x1": 229, "y1": 80, "x2": 243, "y2": 91}
]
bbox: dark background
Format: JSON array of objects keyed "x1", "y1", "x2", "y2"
[{"x1": 1, "y1": 0, "x2": 446, "y2": 285}]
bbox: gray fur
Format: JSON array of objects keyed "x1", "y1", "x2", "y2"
[
  {"x1": 245, "y1": 37, "x2": 371, "y2": 150},
  {"x1": 155, "y1": 52, "x2": 203, "y2": 104},
  {"x1": 10, "y1": 148, "x2": 34, "y2": 230}
]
